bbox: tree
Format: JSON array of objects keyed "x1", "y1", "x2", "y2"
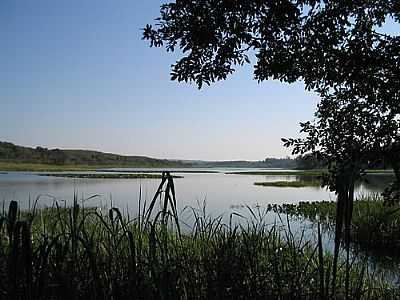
[
  {"x1": 283, "y1": 86, "x2": 399, "y2": 295},
  {"x1": 144, "y1": 1, "x2": 399, "y2": 89},
  {"x1": 294, "y1": 154, "x2": 326, "y2": 170},
  {"x1": 143, "y1": 0, "x2": 400, "y2": 295}
]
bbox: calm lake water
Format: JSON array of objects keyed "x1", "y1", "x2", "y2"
[
  {"x1": 1, "y1": 168, "x2": 398, "y2": 280},
  {"x1": 0, "y1": 168, "x2": 392, "y2": 217}
]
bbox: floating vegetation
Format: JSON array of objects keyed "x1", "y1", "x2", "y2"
[
  {"x1": 227, "y1": 170, "x2": 325, "y2": 176},
  {"x1": 254, "y1": 180, "x2": 321, "y2": 188},
  {"x1": 97, "y1": 169, "x2": 219, "y2": 173},
  {"x1": 38, "y1": 173, "x2": 183, "y2": 179},
  {"x1": 276, "y1": 195, "x2": 400, "y2": 256}
]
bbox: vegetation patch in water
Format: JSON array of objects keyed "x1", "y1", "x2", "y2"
[
  {"x1": 254, "y1": 180, "x2": 321, "y2": 188},
  {"x1": 228, "y1": 170, "x2": 326, "y2": 176},
  {"x1": 277, "y1": 195, "x2": 400, "y2": 256},
  {"x1": 97, "y1": 169, "x2": 220, "y2": 173},
  {"x1": 39, "y1": 173, "x2": 183, "y2": 179}
]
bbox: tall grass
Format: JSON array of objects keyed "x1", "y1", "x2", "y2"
[
  {"x1": 0, "y1": 173, "x2": 398, "y2": 299},
  {"x1": 277, "y1": 194, "x2": 400, "y2": 256}
]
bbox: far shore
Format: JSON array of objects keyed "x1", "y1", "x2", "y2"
[{"x1": 0, "y1": 162, "x2": 191, "y2": 172}]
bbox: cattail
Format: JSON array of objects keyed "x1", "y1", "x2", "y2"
[{"x1": 7, "y1": 201, "x2": 18, "y2": 245}]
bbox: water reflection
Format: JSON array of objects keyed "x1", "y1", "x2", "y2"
[{"x1": 0, "y1": 170, "x2": 394, "y2": 219}]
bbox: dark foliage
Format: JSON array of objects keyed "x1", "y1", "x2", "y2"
[
  {"x1": 143, "y1": 1, "x2": 399, "y2": 90},
  {"x1": 143, "y1": 1, "x2": 399, "y2": 297}
]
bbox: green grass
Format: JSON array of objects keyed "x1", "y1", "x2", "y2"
[
  {"x1": 277, "y1": 195, "x2": 400, "y2": 256},
  {"x1": 0, "y1": 162, "x2": 113, "y2": 171},
  {"x1": 0, "y1": 162, "x2": 189, "y2": 172},
  {"x1": 254, "y1": 180, "x2": 321, "y2": 187},
  {"x1": 0, "y1": 174, "x2": 398, "y2": 299},
  {"x1": 39, "y1": 173, "x2": 184, "y2": 179},
  {"x1": 363, "y1": 169, "x2": 395, "y2": 174}
]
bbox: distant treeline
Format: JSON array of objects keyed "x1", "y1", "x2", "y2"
[
  {"x1": 3, "y1": 141, "x2": 385, "y2": 170},
  {"x1": 293, "y1": 154, "x2": 389, "y2": 170},
  {"x1": 199, "y1": 156, "x2": 325, "y2": 169},
  {"x1": 293, "y1": 154, "x2": 327, "y2": 170},
  {"x1": 190, "y1": 157, "x2": 297, "y2": 168}
]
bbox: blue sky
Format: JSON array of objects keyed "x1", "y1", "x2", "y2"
[{"x1": 2, "y1": 1, "x2": 395, "y2": 161}]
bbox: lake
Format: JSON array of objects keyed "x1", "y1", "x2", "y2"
[
  {"x1": 0, "y1": 168, "x2": 392, "y2": 218},
  {"x1": 1, "y1": 168, "x2": 399, "y2": 279}
]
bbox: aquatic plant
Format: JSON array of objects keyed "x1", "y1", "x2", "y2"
[{"x1": 278, "y1": 194, "x2": 400, "y2": 256}]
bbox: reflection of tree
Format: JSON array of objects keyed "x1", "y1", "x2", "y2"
[
  {"x1": 296, "y1": 174, "x2": 395, "y2": 193},
  {"x1": 361, "y1": 175, "x2": 395, "y2": 191}
]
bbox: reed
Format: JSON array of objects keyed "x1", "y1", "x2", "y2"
[{"x1": 277, "y1": 194, "x2": 400, "y2": 256}]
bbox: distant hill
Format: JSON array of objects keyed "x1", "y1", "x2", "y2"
[
  {"x1": 0, "y1": 141, "x2": 189, "y2": 168},
  {"x1": 0, "y1": 141, "x2": 298, "y2": 170}
]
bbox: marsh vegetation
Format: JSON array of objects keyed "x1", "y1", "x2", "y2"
[
  {"x1": 39, "y1": 173, "x2": 184, "y2": 179},
  {"x1": 254, "y1": 180, "x2": 320, "y2": 188},
  {"x1": 276, "y1": 195, "x2": 400, "y2": 257},
  {"x1": 1, "y1": 173, "x2": 399, "y2": 299}
]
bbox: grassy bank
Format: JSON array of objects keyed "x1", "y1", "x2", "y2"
[
  {"x1": 0, "y1": 162, "x2": 189, "y2": 172},
  {"x1": 254, "y1": 180, "x2": 320, "y2": 188},
  {"x1": 0, "y1": 162, "x2": 113, "y2": 171},
  {"x1": 277, "y1": 195, "x2": 400, "y2": 256},
  {"x1": 39, "y1": 173, "x2": 184, "y2": 179},
  {"x1": 0, "y1": 183, "x2": 398, "y2": 299}
]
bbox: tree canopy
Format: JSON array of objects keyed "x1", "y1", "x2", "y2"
[
  {"x1": 143, "y1": 0, "x2": 399, "y2": 192},
  {"x1": 143, "y1": 0, "x2": 399, "y2": 90},
  {"x1": 144, "y1": 2, "x2": 400, "y2": 294}
]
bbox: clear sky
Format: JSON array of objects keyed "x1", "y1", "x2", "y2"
[{"x1": 4, "y1": 0, "x2": 390, "y2": 161}]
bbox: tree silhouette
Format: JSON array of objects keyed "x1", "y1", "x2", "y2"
[
  {"x1": 144, "y1": 1, "x2": 399, "y2": 89},
  {"x1": 283, "y1": 86, "x2": 399, "y2": 295},
  {"x1": 144, "y1": 1, "x2": 400, "y2": 295}
]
